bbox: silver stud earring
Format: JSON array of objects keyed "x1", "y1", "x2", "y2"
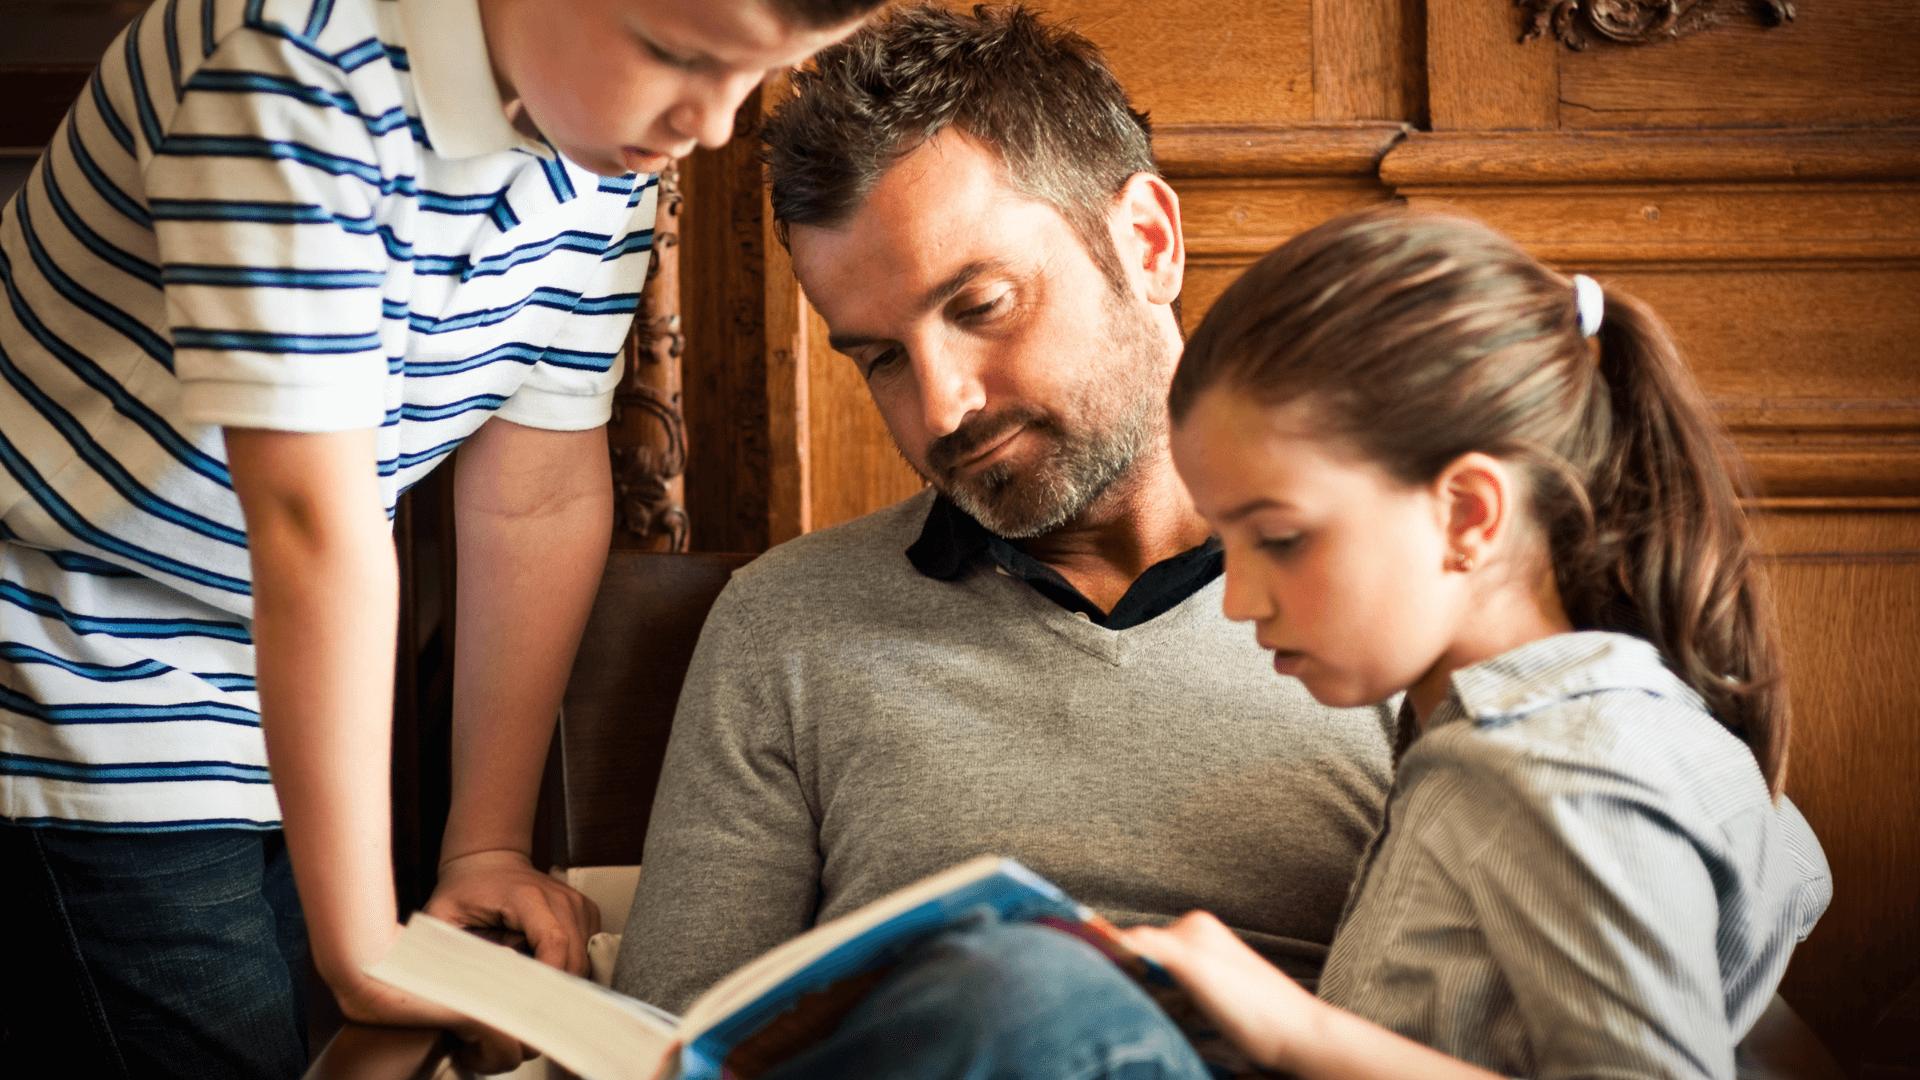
[{"x1": 1450, "y1": 552, "x2": 1474, "y2": 572}]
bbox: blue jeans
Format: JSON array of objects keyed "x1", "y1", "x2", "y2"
[
  {"x1": 0, "y1": 822, "x2": 309, "y2": 1079},
  {"x1": 761, "y1": 915, "x2": 1212, "y2": 1080}
]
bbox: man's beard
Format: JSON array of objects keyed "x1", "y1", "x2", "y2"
[{"x1": 921, "y1": 293, "x2": 1166, "y2": 539}]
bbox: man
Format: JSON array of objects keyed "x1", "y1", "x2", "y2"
[{"x1": 614, "y1": 4, "x2": 1393, "y2": 1014}]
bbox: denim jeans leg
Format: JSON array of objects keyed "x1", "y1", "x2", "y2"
[
  {"x1": 1, "y1": 822, "x2": 309, "y2": 1080},
  {"x1": 762, "y1": 916, "x2": 1213, "y2": 1080}
]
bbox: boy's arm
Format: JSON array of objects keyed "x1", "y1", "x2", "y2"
[
  {"x1": 227, "y1": 428, "x2": 523, "y2": 1072},
  {"x1": 423, "y1": 416, "x2": 613, "y2": 973}
]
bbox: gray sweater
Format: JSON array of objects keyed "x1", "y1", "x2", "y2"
[{"x1": 613, "y1": 489, "x2": 1395, "y2": 1012}]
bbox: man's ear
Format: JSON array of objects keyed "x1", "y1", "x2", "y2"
[
  {"x1": 1435, "y1": 452, "x2": 1515, "y2": 572},
  {"x1": 1112, "y1": 172, "x2": 1184, "y2": 306}
]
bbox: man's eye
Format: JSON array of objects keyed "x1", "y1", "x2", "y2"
[
  {"x1": 861, "y1": 347, "x2": 903, "y2": 378},
  {"x1": 954, "y1": 294, "x2": 1005, "y2": 321}
]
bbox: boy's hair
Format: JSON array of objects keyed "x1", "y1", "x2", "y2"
[
  {"x1": 1170, "y1": 206, "x2": 1790, "y2": 794},
  {"x1": 761, "y1": 3, "x2": 1157, "y2": 293},
  {"x1": 769, "y1": 0, "x2": 893, "y2": 28}
]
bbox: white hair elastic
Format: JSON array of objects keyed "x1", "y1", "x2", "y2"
[{"x1": 1572, "y1": 274, "x2": 1604, "y2": 338}]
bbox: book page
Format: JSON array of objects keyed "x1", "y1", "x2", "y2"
[{"x1": 369, "y1": 914, "x2": 678, "y2": 1080}]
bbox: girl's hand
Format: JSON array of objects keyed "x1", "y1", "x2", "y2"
[
  {"x1": 1119, "y1": 911, "x2": 1327, "y2": 1072},
  {"x1": 1124, "y1": 913, "x2": 1509, "y2": 1080}
]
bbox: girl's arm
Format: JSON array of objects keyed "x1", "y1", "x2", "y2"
[
  {"x1": 1121, "y1": 914, "x2": 1504, "y2": 1080},
  {"x1": 227, "y1": 428, "x2": 523, "y2": 1072},
  {"x1": 423, "y1": 416, "x2": 613, "y2": 973},
  {"x1": 1128, "y1": 747, "x2": 1750, "y2": 1080}
]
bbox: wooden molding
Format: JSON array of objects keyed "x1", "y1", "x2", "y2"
[
  {"x1": 1380, "y1": 128, "x2": 1920, "y2": 187},
  {"x1": 1750, "y1": 497, "x2": 1920, "y2": 515},
  {"x1": 1381, "y1": 129, "x2": 1920, "y2": 265},
  {"x1": 1154, "y1": 122, "x2": 1411, "y2": 179},
  {"x1": 1520, "y1": 0, "x2": 1797, "y2": 51},
  {"x1": 1736, "y1": 436, "x2": 1920, "y2": 499}
]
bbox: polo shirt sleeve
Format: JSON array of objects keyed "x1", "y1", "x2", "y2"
[
  {"x1": 494, "y1": 189, "x2": 657, "y2": 432},
  {"x1": 148, "y1": 25, "x2": 394, "y2": 433}
]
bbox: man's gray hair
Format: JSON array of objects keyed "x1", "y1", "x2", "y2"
[{"x1": 761, "y1": 3, "x2": 1158, "y2": 291}]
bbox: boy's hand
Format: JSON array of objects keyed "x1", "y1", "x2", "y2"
[
  {"x1": 1119, "y1": 911, "x2": 1324, "y2": 1071},
  {"x1": 333, "y1": 972, "x2": 528, "y2": 1073},
  {"x1": 330, "y1": 925, "x2": 530, "y2": 1074},
  {"x1": 426, "y1": 849, "x2": 602, "y2": 977}
]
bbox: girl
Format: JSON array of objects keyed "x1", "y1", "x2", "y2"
[{"x1": 1124, "y1": 205, "x2": 1832, "y2": 1079}]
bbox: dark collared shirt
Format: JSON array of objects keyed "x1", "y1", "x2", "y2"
[{"x1": 905, "y1": 495, "x2": 1223, "y2": 631}]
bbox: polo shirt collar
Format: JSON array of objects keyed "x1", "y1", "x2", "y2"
[
  {"x1": 906, "y1": 494, "x2": 1223, "y2": 631},
  {"x1": 399, "y1": 0, "x2": 553, "y2": 160},
  {"x1": 1394, "y1": 631, "x2": 1701, "y2": 763}
]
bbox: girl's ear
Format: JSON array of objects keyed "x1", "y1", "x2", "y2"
[{"x1": 1435, "y1": 452, "x2": 1514, "y2": 572}]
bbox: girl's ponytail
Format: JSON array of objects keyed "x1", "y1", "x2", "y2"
[
  {"x1": 1172, "y1": 206, "x2": 1789, "y2": 794},
  {"x1": 1579, "y1": 291, "x2": 1789, "y2": 793}
]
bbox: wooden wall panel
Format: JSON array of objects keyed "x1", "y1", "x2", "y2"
[
  {"x1": 1037, "y1": 0, "x2": 1313, "y2": 125},
  {"x1": 1559, "y1": 2, "x2": 1920, "y2": 130},
  {"x1": 679, "y1": 92, "x2": 773, "y2": 554},
  {"x1": 1754, "y1": 510, "x2": 1920, "y2": 1062},
  {"x1": 764, "y1": 176, "x2": 813, "y2": 547},
  {"x1": 1425, "y1": 0, "x2": 1557, "y2": 131},
  {"x1": 1383, "y1": 130, "x2": 1920, "y2": 508},
  {"x1": 1311, "y1": 0, "x2": 1425, "y2": 123}
]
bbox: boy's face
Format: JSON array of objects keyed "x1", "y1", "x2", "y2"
[{"x1": 480, "y1": 0, "x2": 864, "y2": 177}]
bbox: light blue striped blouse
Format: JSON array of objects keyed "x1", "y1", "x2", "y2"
[
  {"x1": 1319, "y1": 632, "x2": 1830, "y2": 1079},
  {"x1": 0, "y1": 0, "x2": 656, "y2": 830}
]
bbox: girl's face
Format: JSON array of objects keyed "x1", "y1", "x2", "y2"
[{"x1": 1171, "y1": 389, "x2": 1468, "y2": 710}]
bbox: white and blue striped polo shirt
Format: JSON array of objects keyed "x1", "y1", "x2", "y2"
[{"x1": 0, "y1": 0, "x2": 656, "y2": 830}]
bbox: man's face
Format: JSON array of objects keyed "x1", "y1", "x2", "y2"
[
  {"x1": 480, "y1": 0, "x2": 863, "y2": 177},
  {"x1": 790, "y1": 132, "x2": 1176, "y2": 538}
]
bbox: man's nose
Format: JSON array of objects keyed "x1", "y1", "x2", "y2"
[
  {"x1": 668, "y1": 72, "x2": 765, "y2": 151},
  {"x1": 913, "y1": 339, "x2": 987, "y2": 440}
]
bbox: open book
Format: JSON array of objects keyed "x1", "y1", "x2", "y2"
[{"x1": 369, "y1": 854, "x2": 1266, "y2": 1080}]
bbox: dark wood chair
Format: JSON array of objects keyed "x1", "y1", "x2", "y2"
[{"x1": 304, "y1": 550, "x2": 752, "y2": 1080}]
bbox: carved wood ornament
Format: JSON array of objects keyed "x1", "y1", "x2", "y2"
[
  {"x1": 609, "y1": 163, "x2": 690, "y2": 551},
  {"x1": 1518, "y1": 0, "x2": 1796, "y2": 49}
]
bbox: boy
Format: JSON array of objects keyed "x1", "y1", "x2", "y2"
[{"x1": 0, "y1": 0, "x2": 873, "y2": 1075}]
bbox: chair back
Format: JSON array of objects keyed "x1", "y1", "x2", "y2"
[{"x1": 538, "y1": 550, "x2": 753, "y2": 870}]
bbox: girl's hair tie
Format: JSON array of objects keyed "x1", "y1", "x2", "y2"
[{"x1": 1573, "y1": 274, "x2": 1604, "y2": 338}]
